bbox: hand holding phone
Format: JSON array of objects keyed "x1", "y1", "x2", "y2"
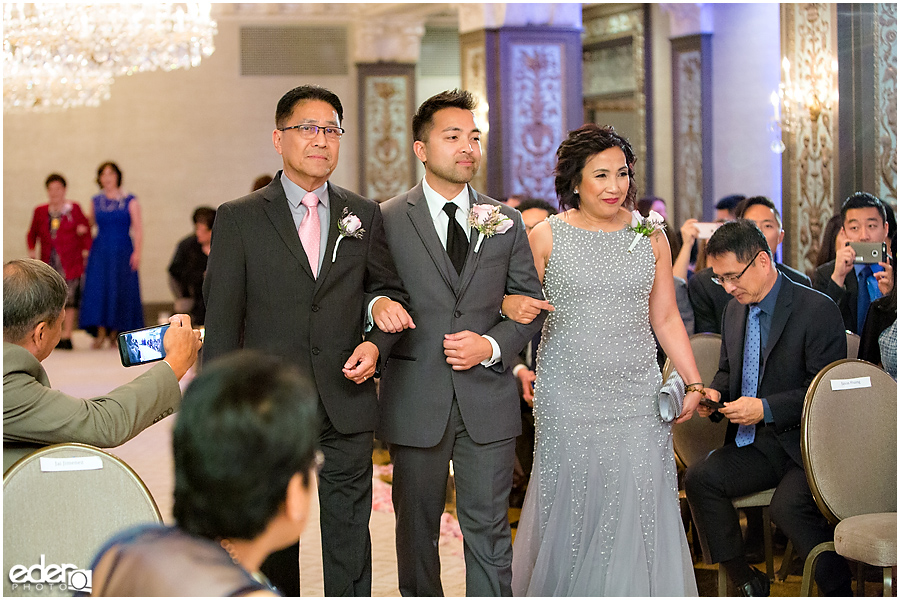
[
  {"x1": 700, "y1": 397, "x2": 726, "y2": 411},
  {"x1": 694, "y1": 222, "x2": 722, "y2": 240},
  {"x1": 118, "y1": 314, "x2": 202, "y2": 380},
  {"x1": 849, "y1": 242, "x2": 887, "y2": 265},
  {"x1": 118, "y1": 324, "x2": 170, "y2": 367}
]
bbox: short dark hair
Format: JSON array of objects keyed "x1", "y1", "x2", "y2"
[
  {"x1": 705, "y1": 219, "x2": 772, "y2": 264},
  {"x1": 735, "y1": 196, "x2": 782, "y2": 227},
  {"x1": 840, "y1": 192, "x2": 887, "y2": 225},
  {"x1": 275, "y1": 85, "x2": 343, "y2": 130},
  {"x1": 191, "y1": 206, "x2": 216, "y2": 229},
  {"x1": 3, "y1": 259, "x2": 66, "y2": 342},
  {"x1": 412, "y1": 89, "x2": 477, "y2": 143},
  {"x1": 715, "y1": 194, "x2": 745, "y2": 214},
  {"x1": 517, "y1": 197, "x2": 557, "y2": 216},
  {"x1": 45, "y1": 173, "x2": 66, "y2": 188},
  {"x1": 173, "y1": 351, "x2": 320, "y2": 541},
  {"x1": 636, "y1": 196, "x2": 666, "y2": 218},
  {"x1": 554, "y1": 124, "x2": 637, "y2": 211},
  {"x1": 96, "y1": 162, "x2": 122, "y2": 188}
]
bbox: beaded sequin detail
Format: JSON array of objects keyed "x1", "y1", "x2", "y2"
[{"x1": 511, "y1": 215, "x2": 697, "y2": 596}]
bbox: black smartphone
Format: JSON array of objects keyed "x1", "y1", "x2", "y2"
[
  {"x1": 700, "y1": 397, "x2": 726, "y2": 411},
  {"x1": 849, "y1": 241, "x2": 888, "y2": 264},
  {"x1": 118, "y1": 324, "x2": 170, "y2": 367}
]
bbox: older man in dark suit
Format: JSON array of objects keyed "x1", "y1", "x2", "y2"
[
  {"x1": 689, "y1": 196, "x2": 810, "y2": 334},
  {"x1": 684, "y1": 220, "x2": 851, "y2": 596},
  {"x1": 202, "y1": 85, "x2": 412, "y2": 596},
  {"x1": 377, "y1": 90, "x2": 548, "y2": 596}
]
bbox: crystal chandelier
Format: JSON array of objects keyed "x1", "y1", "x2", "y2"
[
  {"x1": 3, "y1": 3, "x2": 217, "y2": 112},
  {"x1": 768, "y1": 56, "x2": 838, "y2": 154}
]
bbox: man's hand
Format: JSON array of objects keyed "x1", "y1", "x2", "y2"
[
  {"x1": 501, "y1": 294, "x2": 554, "y2": 325},
  {"x1": 443, "y1": 331, "x2": 493, "y2": 371},
  {"x1": 343, "y1": 341, "x2": 379, "y2": 383},
  {"x1": 372, "y1": 298, "x2": 415, "y2": 333},
  {"x1": 719, "y1": 395, "x2": 765, "y2": 426},
  {"x1": 516, "y1": 368, "x2": 536, "y2": 405},
  {"x1": 162, "y1": 314, "x2": 203, "y2": 380},
  {"x1": 876, "y1": 260, "x2": 894, "y2": 296},
  {"x1": 831, "y1": 242, "x2": 855, "y2": 286},
  {"x1": 696, "y1": 387, "x2": 721, "y2": 418}
]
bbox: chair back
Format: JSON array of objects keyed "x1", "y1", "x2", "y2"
[
  {"x1": 802, "y1": 359, "x2": 897, "y2": 524},
  {"x1": 3, "y1": 443, "x2": 162, "y2": 596},
  {"x1": 667, "y1": 333, "x2": 729, "y2": 468},
  {"x1": 846, "y1": 331, "x2": 860, "y2": 359}
]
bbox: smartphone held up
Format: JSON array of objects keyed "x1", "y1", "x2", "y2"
[{"x1": 118, "y1": 324, "x2": 170, "y2": 367}]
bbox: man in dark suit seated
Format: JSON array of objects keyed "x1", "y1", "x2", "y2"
[
  {"x1": 813, "y1": 192, "x2": 894, "y2": 334},
  {"x1": 684, "y1": 221, "x2": 851, "y2": 596},
  {"x1": 689, "y1": 196, "x2": 811, "y2": 334},
  {"x1": 3, "y1": 258, "x2": 201, "y2": 472}
]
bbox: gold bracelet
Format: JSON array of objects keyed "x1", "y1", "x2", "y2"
[{"x1": 684, "y1": 383, "x2": 704, "y2": 394}]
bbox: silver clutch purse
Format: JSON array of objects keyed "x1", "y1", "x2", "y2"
[{"x1": 658, "y1": 370, "x2": 685, "y2": 422}]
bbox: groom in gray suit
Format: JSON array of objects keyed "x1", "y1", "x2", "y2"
[{"x1": 378, "y1": 89, "x2": 548, "y2": 596}]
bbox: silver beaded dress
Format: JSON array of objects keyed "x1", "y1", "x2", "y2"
[{"x1": 511, "y1": 216, "x2": 697, "y2": 596}]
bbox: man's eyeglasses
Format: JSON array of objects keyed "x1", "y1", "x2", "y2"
[
  {"x1": 279, "y1": 124, "x2": 344, "y2": 140},
  {"x1": 711, "y1": 251, "x2": 762, "y2": 286}
]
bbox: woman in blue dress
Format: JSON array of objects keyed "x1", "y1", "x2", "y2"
[{"x1": 79, "y1": 162, "x2": 144, "y2": 348}]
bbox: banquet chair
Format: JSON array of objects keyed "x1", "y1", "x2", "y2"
[
  {"x1": 3, "y1": 443, "x2": 162, "y2": 597},
  {"x1": 666, "y1": 333, "x2": 777, "y2": 595},
  {"x1": 799, "y1": 359, "x2": 897, "y2": 596},
  {"x1": 845, "y1": 331, "x2": 860, "y2": 359}
]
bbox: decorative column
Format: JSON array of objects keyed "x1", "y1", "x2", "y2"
[
  {"x1": 874, "y1": 3, "x2": 897, "y2": 208},
  {"x1": 663, "y1": 4, "x2": 713, "y2": 225},
  {"x1": 458, "y1": 4, "x2": 583, "y2": 202},
  {"x1": 780, "y1": 3, "x2": 839, "y2": 276},
  {"x1": 354, "y1": 21, "x2": 423, "y2": 201}
]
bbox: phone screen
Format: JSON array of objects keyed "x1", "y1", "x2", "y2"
[{"x1": 118, "y1": 324, "x2": 170, "y2": 367}]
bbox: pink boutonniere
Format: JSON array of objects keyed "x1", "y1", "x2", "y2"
[
  {"x1": 332, "y1": 208, "x2": 365, "y2": 262},
  {"x1": 468, "y1": 203, "x2": 514, "y2": 253},
  {"x1": 627, "y1": 209, "x2": 665, "y2": 253}
]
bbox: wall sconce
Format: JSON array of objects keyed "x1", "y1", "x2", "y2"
[{"x1": 768, "y1": 56, "x2": 838, "y2": 153}]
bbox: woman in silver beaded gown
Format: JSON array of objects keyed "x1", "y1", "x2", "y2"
[{"x1": 505, "y1": 125, "x2": 705, "y2": 596}]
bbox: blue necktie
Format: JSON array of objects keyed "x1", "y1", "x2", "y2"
[
  {"x1": 736, "y1": 305, "x2": 761, "y2": 447},
  {"x1": 857, "y1": 266, "x2": 873, "y2": 334}
]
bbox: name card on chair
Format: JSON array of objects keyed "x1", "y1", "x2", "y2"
[
  {"x1": 40, "y1": 456, "x2": 103, "y2": 472},
  {"x1": 830, "y1": 376, "x2": 872, "y2": 391}
]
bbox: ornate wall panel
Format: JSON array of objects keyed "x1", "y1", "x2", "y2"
[
  {"x1": 875, "y1": 3, "x2": 897, "y2": 207},
  {"x1": 506, "y1": 43, "x2": 564, "y2": 200},
  {"x1": 582, "y1": 5, "x2": 650, "y2": 196},
  {"x1": 781, "y1": 3, "x2": 838, "y2": 276},
  {"x1": 461, "y1": 33, "x2": 489, "y2": 195},
  {"x1": 671, "y1": 36, "x2": 711, "y2": 224},
  {"x1": 356, "y1": 64, "x2": 416, "y2": 202}
]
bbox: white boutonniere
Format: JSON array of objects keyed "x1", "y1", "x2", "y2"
[
  {"x1": 332, "y1": 208, "x2": 365, "y2": 262},
  {"x1": 627, "y1": 209, "x2": 666, "y2": 253},
  {"x1": 468, "y1": 203, "x2": 514, "y2": 253}
]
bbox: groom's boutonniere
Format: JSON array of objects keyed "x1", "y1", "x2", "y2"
[
  {"x1": 468, "y1": 203, "x2": 514, "y2": 253},
  {"x1": 332, "y1": 207, "x2": 365, "y2": 262},
  {"x1": 627, "y1": 209, "x2": 665, "y2": 253}
]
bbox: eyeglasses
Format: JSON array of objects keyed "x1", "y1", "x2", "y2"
[
  {"x1": 711, "y1": 251, "x2": 761, "y2": 286},
  {"x1": 279, "y1": 124, "x2": 344, "y2": 140}
]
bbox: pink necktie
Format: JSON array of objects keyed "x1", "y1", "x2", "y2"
[{"x1": 299, "y1": 192, "x2": 320, "y2": 278}]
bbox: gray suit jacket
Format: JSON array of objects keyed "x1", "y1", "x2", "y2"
[
  {"x1": 377, "y1": 183, "x2": 546, "y2": 447},
  {"x1": 202, "y1": 173, "x2": 408, "y2": 434},
  {"x1": 3, "y1": 342, "x2": 180, "y2": 472}
]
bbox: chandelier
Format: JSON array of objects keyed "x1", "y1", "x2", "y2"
[
  {"x1": 768, "y1": 56, "x2": 838, "y2": 154},
  {"x1": 3, "y1": 3, "x2": 217, "y2": 112}
]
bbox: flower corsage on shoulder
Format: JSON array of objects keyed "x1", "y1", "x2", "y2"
[
  {"x1": 627, "y1": 209, "x2": 666, "y2": 253},
  {"x1": 468, "y1": 203, "x2": 514, "y2": 253},
  {"x1": 332, "y1": 207, "x2": 366, "y2": 262}
]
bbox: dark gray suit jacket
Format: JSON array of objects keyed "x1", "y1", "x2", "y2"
[
  {"x1": 689, "y1": 262, "x2": 812, "y2": 334},
  {"x1": 377, "y1": 183, "x2": 546, "y2": 447},
  {"x1": 202, "y1": 173, "x2": 409, "y2": 434},
  {"x1": 710, "y1": 276, "x2": 845, "y2": 467}
]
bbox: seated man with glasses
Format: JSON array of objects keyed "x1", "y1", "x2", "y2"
[{"x1": 683, "y1": 220, "x2": 851, "y2": 597}]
